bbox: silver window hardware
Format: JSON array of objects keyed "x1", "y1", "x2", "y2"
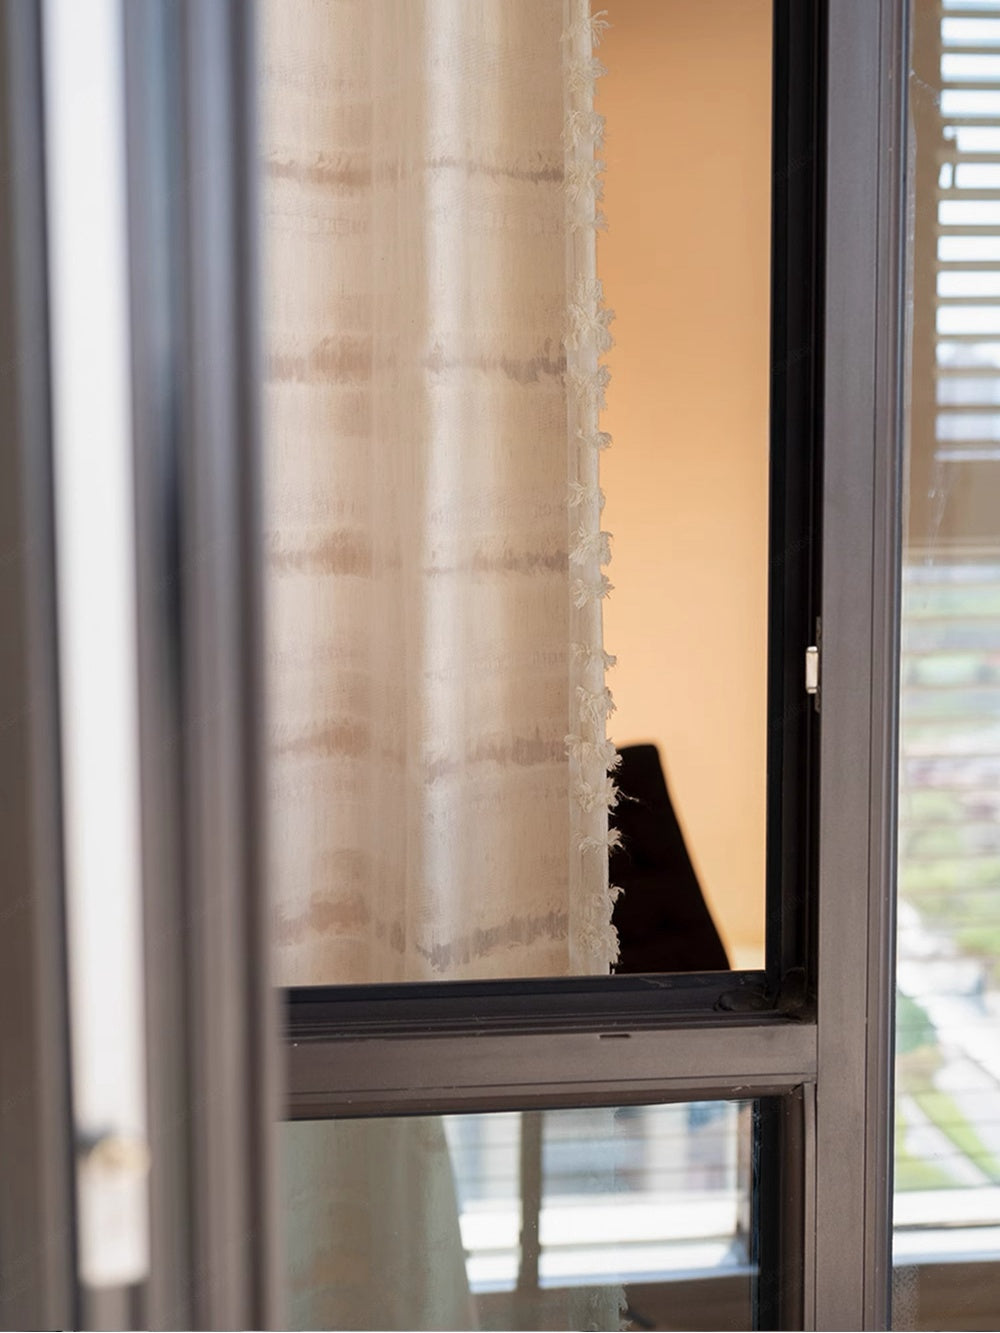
[{"x1": 806, "y1": 644, "x2": 820, "y2": 703}]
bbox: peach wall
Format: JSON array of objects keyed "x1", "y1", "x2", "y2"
[{"x1": 598, "y1": 0, "x2": 772, "y2": 967}]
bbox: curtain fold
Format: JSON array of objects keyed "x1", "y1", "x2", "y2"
[
  {"x1": 263, "y1": 3, "x2": 621, "y2": 1328},
  {"x1": 283, "y1": 1118, "x2": 476, "y2": 1330},
  {"x1": 264, "y1": 0, "x2": 618, "y2": 988}
]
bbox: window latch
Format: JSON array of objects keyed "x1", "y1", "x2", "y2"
[{"x1": 805, "y1": 643, "x2": 820, "y2": 708}]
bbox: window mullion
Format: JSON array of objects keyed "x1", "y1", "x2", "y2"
[{"x1": 813, "y1": 0, "x2": 907, "y2": 1328}]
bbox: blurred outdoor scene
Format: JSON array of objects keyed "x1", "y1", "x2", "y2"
[{"x1": 894, "y1": 0, "x2": 1000, "y2": 1317}]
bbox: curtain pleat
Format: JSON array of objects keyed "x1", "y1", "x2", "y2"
[{"x1": 264, "y1": 6, "x2": 621, "y2": 1325}]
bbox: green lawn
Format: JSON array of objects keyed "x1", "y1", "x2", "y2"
[{"x1": 894, "y1": 1106, "x2": 960, "y2": 1192}]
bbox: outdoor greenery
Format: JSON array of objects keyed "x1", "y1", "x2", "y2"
[
  {"x1": 913, "y1": 1088, "x2": 1000, "y2": 1184},
  {"x1": 896, "y1": 571, "x2": 1000, "y2": 1191}
]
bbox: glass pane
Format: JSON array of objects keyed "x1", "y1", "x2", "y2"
[
  {"x1": 895, "y1": 3, "x2": 1000, "y2": 1327},
  {"x1": 259, "y1": 0, "x2": 772, "y2": 986},
  {"x1": 596, "y1": 1, "x2": 770, "y2": 974},
  {"x1": 283, "y1": 1100, "x2": 757, "y2": 1330}
]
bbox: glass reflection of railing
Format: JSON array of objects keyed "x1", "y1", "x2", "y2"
[{"x1": 443, "y1": 1103, "x2": 751, "y2": 1295}]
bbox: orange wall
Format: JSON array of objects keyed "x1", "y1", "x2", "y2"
[{"x1": 598, "y1": 0, "x2": 772, "y2": 966}]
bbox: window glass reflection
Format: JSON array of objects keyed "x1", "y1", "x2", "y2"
[{"x1": 284, "y1": 1101, "x2": 756, "y2": 1331}]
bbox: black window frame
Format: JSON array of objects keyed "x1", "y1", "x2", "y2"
[{"x1": 282, "y1": 0, "x2": 826, "y2": 1054}]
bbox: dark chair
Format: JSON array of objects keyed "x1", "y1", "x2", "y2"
[{"x1": 611, "y1": 743, "x2": 729, "y2": 973}]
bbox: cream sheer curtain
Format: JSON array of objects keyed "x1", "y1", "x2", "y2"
[
  {"x1": 264, "y1": 0, "x2": 618, "y2": 988},
  {"x1": 263, "y1": 2, "x2": 621, "y2": 1327}
]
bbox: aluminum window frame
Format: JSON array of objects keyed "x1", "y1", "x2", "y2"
[
  {"x1": 0, "y1": 4, "x2": 76, "y2": 1328},
  {"x1": 122, "y1": 2, "x2": 279, "y2": 1327},
  {"x1": 0, "y1": 0, "x2": 907, "y2": 1328},
  {"x1": 277, "y1": 1, "x2": 908, "y2": 1328},
  {"x1": 810, "y1": 0, "x2": 907, "y2": 1325}
]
